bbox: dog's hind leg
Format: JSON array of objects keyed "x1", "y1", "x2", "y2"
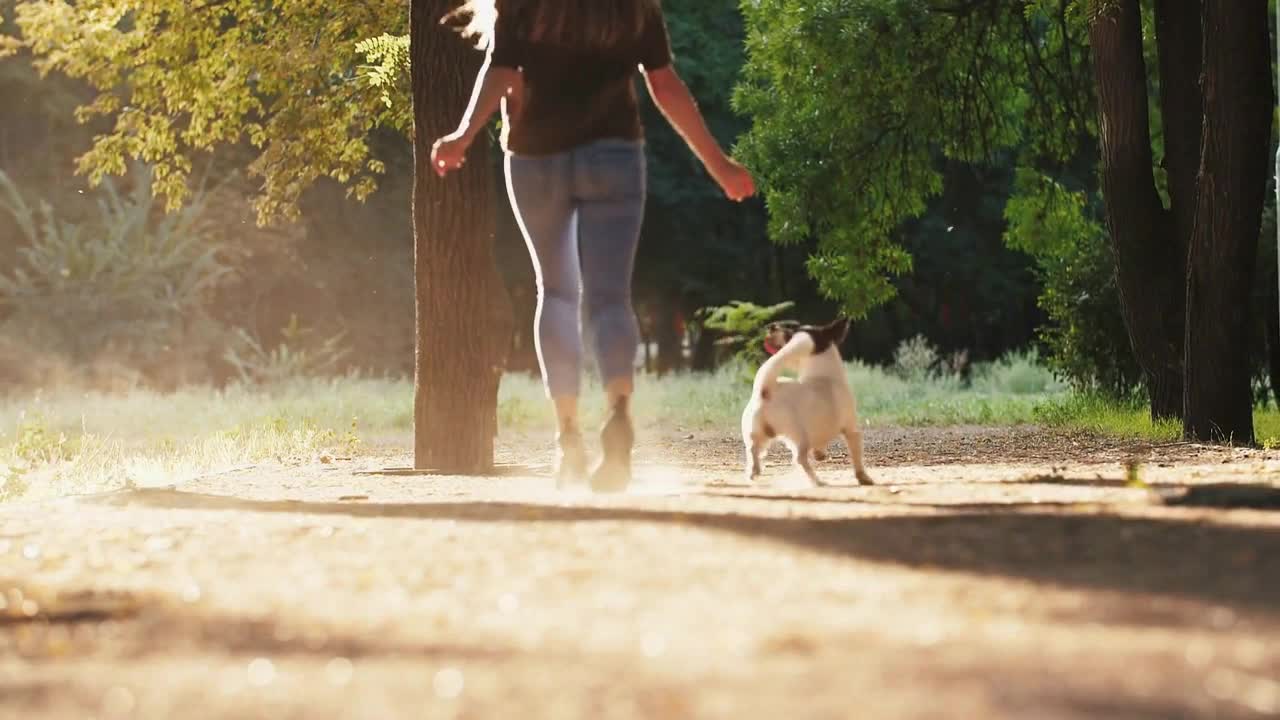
[
  {"x1": 843, "y1": 427, "x2": 874, "y2": 485},
  {"x1": 790, "y1": 436, "x2": 825, "y2": 487},
  {"x1": 744, "y1": 435, "x2": 767, "y2": 482}
]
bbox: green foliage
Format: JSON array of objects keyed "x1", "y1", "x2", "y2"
[
  {"x1": 0, "y1": 164, "x2": 232, "y2": 363},
  {"x1": 891, "y1": 335, "x2": 942, "y2": 382},
  {"x1": 886, "y1": 333, "x2": 979, "y2": 384},
  {"x1": 355, "y1": 33, "x2": 411, "y2": 130},
  {"x1": 0, "y1": 414, "x2": 65, "y2": 500},
  {"x1": 11, "y1": 0, "x2": 405, "y2": 221},
  {"x1": 1003, "y1": 169, "x2": 1141, "y2": 392},
  {"x1": 970, "y1": 348, "x2": 1064, "y2": 396},
  {"x1": 223, "y1": 315, "x2": 351, "y2": 386},
  {"x1": 698, "y1": 300, "x2": 795, "y2": 366},
  {"x1": 731, "y1": 0, "x2": 1162, "y2": 394},
  {"x1": 735, "y1": 0, "x2": 1091, "y2": 316}
]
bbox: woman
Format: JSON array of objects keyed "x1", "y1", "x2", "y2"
[{"x1": 432, "y1": 0, "x2": 755, "y2": 492}]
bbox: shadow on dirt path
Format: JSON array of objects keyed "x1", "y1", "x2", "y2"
[{"x1": 92, "y1": 487, "x2": 1280, "y2": 615}]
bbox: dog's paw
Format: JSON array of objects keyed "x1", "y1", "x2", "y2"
[
  {"x1": 813, "y1": 449, "x2": 828, "y2": 462},
  {"x1": 856, "y1": 470, "x2": 875, "y2": 486}
]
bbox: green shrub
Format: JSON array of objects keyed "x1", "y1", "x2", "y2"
[
  {"x1": 971, "y1": 348, "x2": 1066, "y2": 396},
  {"x1": 891, "y1": 334, "x2": 940, "y2": 382},
  {"x1": 697, "y1": 300, "x2": 796, "y2": 368},
  {"x1": 223, "y1": 314, "x2": 350, "y2": 386},
  {"x1": 1003, "y1": 169, "x2": 1142, "y2": 395},
  {"x1": 0, "y1": 164, "x2": 233, "y2": 371}
]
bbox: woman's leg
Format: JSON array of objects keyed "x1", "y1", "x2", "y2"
[
  {"x1": 575, "y1": 140, "x2": 647, "y2": 490},
  {"x1": 505, "y1": 152, "x2": 586, "y2": 482}
]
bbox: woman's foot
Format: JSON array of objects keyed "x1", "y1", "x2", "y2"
[
  {"x1": 590, "y1": 398, "x2": 634, "y2": 493},
  {"x1": 556, "y1": 429, "x2": 588, "y2": 488}
]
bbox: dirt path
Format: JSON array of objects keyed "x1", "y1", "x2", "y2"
[{"x1": 3, "y1": 427, "x2": 1280, "y2": 719}]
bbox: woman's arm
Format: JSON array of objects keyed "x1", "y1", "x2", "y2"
[
  {"x1": 431, "y1": 54, "x2": 522, "y2": 175},
  {"x1": 643, "y1": 66, "x2": 755, "y2": 201},
  {"x1": 454, "y1": 54, "x2": 522, "y2": 144}
]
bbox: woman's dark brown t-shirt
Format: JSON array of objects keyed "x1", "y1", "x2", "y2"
[{"x1": 490, "y1": 2, "x2": 673, "y2": 156}]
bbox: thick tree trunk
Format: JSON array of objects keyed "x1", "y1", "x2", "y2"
[
  {"x1": 1183, "y1": 0, "x2": 1274, "y2": 444},
  {"x1": 1088, "y1": 0, "x2": 1185, "y2": 420},
  {"x1": 410, "y1": 0, "x2": 514, "y2": 472},
  {"x1": 1154, "y1": 0, "x2": 1202, "y2": 240}
]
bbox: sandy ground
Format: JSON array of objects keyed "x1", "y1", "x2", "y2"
[{"x1": 2, "y1": 426, "x2": 1280, "y2": 719}]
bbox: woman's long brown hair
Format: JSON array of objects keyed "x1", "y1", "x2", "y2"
[{"x1": 445, "y1": 0, "x2": 657, "y2": 51}]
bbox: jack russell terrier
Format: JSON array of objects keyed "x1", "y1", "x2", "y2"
[{"x1": 740, "y1": 317, "x2": 873, "y2": 486}]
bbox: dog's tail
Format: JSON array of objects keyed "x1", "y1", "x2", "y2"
[{"x1": 752, "y1": 332, "x2": 815, "y2": 400}]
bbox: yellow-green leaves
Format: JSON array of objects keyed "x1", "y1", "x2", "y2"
[
  {"x1": 356, "y1": 33, "x2": 409, "y2": 113},
  {"x1": 11, "y1": 0, "x2": 408, "y2": 223}
]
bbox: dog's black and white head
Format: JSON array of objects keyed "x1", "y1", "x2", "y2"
[{"x1": 763, "y1": 317, "x2": 850, "y2": 356}]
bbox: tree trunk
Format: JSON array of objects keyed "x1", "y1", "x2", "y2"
[
  {"x1": 1088, "y1": 0, "x2": 1185, "y2": 420},
  {"x1": 655, "y1": 293, "x2": 683, "y2": 375},
  {"x1": 1151, "y1": 0, "x2": 1203, "y2": 421},
  {"x1": 1154, "y1": 0, "x2": 1202, "y2": 242},
  {"x1": 1265, "y1": 283, "x2": 1280, "y2": 408},
  {"x1": 690, "y1": 323, "x2": 716, "y2": 372},
  {"x1": 1276, "y1": 0, "x2": 1280, "y2": 413},
  {"x1": 1183, "y1": 0, "x2": 1273, "y2": 444},
  {"x1": 410, "y1": 0, "x2": 514, "y2": 472}
]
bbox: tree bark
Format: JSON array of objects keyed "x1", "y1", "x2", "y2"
[
  {"x1": 1266, "y1": 284, "x2": 1280, "y2": 408},
  {"x1": 410, "y1": 0, "x2": 514, "y2": 472},
  {"x1": 655, "y1": 293, "x2": 683, "y2": 375},
  {"x1": 1183, "y1": 0, "x2": 1274, "y2": 444},
  {"x1": 1150, "y1": 0, "x2": 1201, "y2": 416},
  {"x1": 1088, "y1": 0, "x2": 1185, "y2": 420},
  {"x1": 690, "y1": 323, "x2": 716, "y2": 372}
]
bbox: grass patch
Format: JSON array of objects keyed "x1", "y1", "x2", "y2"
[
  {"x1": 1, "y1": 379, "x2": 399, "y2": 502},
  {"x1": 1, "y1": 350, "x2": 1072, "y2": 502},
  {"x1": 497, "y1": 352, "x2": 1070, "y2": 432},
  {"x1": 1036, "y1": 392, "x2": 1280, "y2": 445},
  {"x1": 1034, "y1": 393, "x2": 1182, "y2": 441}
]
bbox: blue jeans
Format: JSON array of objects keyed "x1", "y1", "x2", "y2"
[{"x1": 505, "y1": 139, "x2": 646, "y2": 398}]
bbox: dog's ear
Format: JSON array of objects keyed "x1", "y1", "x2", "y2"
[
  {"x1": 800, "y1": 317, "x2": 849, "y2": 355},
  {"x1": 824, "y1": 317, "x2": 850, "y2": 345}
]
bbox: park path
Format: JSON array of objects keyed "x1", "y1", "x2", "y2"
[{"x1": 2, "y1": 427, "x2": 1280, "y2": 719}]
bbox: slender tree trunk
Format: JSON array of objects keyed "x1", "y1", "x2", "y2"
[
  {"x1": 1276, "y1": 0, "x2": 1280, "y2": 412},
  {"x1": 1088, "y1": 0, "x2": 1185, "y2": 419},
  {"x1": 1183, "y1": 0, "x2": 1274, "y2": 444},
  {"x1": 1265, "y1": 284, "x2": 1280, "y2": 408},
  {"x1": 655, "y1": 293, "x2": 683, "y2": 375},
  {"x1": 410, "y1": 0, "x2": 514, "y2": 472},
  {"x1": 690, "y1": 323, "x2": 716, "y2": 372},
  {"x1": 1150, "y1": 0, "x2": 1201, "y2": 415}
]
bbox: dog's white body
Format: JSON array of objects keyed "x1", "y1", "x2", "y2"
[{"x1": 740, "y1": 330, "x2": 872, "y2": 486}]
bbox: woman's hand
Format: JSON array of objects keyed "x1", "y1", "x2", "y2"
[
  {"x1": 709, "y1": 157, "x2": 756, "y2": 202},
  {"x1": 430, "y1": 131, "x2": 471, "y2": 177}
]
